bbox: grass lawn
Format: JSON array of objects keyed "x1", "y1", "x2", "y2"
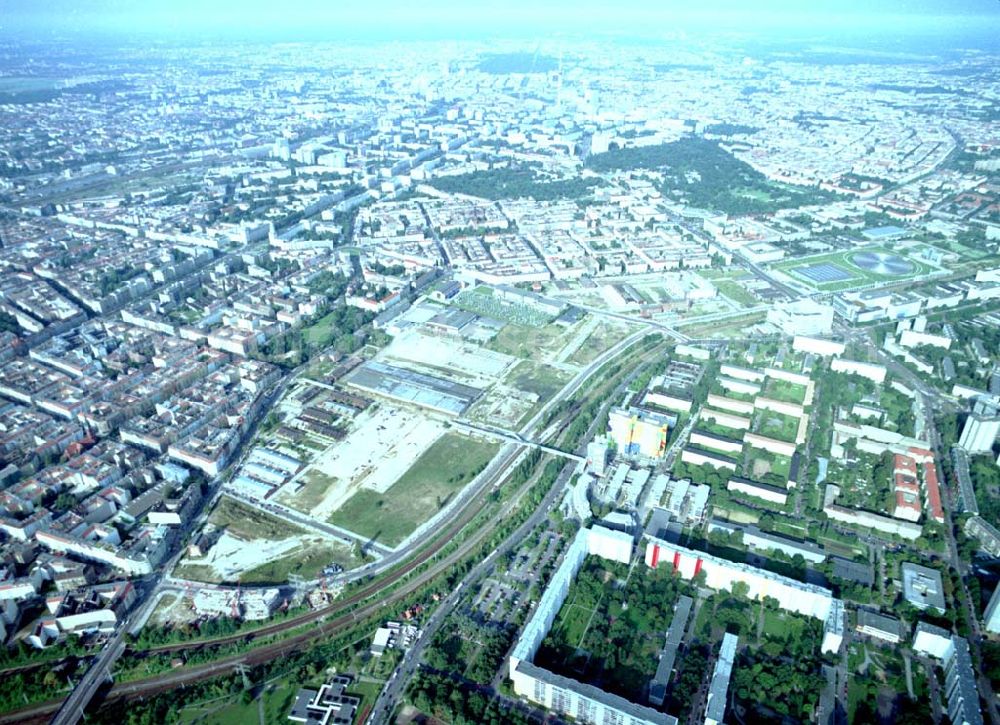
[
  {"x1": 238, "y1": 540, "x2": 361, "y2": 584},
  {"x1": 178, "y1": 697, "x2": 258, "y2": 725},
  {"x1": 712, "y1": 506, "x2": 760, "y2": 524},
  {"x1": 713, "y1": 279, "x2": 758, "y2": 307},
  {"x1": 263, "y1": 682, "x2": 300, "y2": 723},
  {"x1": 302, "y1": 309, "x2": 343, "y2": 347},
  {"x1": 347, "y1": 679, "x2": 384, "y2": 723},
  {"x1": 327, "y1": 432, "x2": 500, "y2": 546},
  {"x1": 566, "y1": 320, "x2": 634, "y2": 366},
  {"x1": 750, "y1": 453, "x2": 793, "y2": 480},
  {"x1": 770, "y1": 454, "x2": 793, "y2": 479},
  {"x1": 756, "y1": 412, "x2": 801, "y2": 444},
  {"x1": 818, "y1": 536, "x2": 867, "y2": 559},
  {"x1": 487, "y1": 323, "x2": 569, "y2": 359},
  {"x1": 210, "y1": 497, "x2": 305, "y2": 541},
  {"x1": 550, "y1": 600, "x2": 597, "y2": 648},
  {"x1": 177, "y1": 678, "x2": 302, "y2": 724},
  {"x1": 764, "y1": 378, "x2": 807, "y2": 405},
  {"x1": 508, "y1": 360, "x2": 571, "y2": 401},
  {"x1": 278, "y1": 468, "x2": 338, "y2": 513},
  {"x1": 761, "y1": 609, "x2": 807, "y2": 642},
  {"x1": 697, "y1": 268, "x2": 749, "y2": 281},
  {"x1": 172, "y1": 563, "x2": 221, "y2": 583}
]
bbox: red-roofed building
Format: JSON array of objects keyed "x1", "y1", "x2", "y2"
[
  {"x1": 894, "y1": 489, "x2": 922, "y2": 522},
  {"x1": 907, "y1": 447, "x2": 934, "y2": 464},
  {"x1": 893, "y1": 454, "x2": 923, "y2": 523},
  {"x1": 923, "y1": 462, "x2": 944, "y2": 524},
  {"x1": 893, "y1": 454, "x2": 918, "y2": 478}
]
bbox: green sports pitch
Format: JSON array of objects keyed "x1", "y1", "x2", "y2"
[{"x1": 772, "y1": 247, "x2": 934, "y2": 291}]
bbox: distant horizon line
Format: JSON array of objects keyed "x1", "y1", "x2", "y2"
[{"x1": 2, "y1": 17, "x2": 1000, "y2": 43}]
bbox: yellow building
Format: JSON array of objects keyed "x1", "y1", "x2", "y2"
[{"x1": 608, "y1": 408, "x2": 672, "y2": 459}]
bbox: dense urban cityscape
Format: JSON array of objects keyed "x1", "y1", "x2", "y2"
[{"x1": 0, "y1": 2, "x2": 999, "y2": 723}]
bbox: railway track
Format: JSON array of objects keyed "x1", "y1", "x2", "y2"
[
  {"x1": 2, "y1": 330, "x2": 655, "y2": 724},
  {"x1": 0, "y1": 443, "x2": 533, "y2": 725}
]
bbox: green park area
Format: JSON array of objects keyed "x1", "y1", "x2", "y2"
[
  {"x1": 427, "y1": 166, "x2": 603, "y2": 202},
  {"x1": 586, "y1": 137, "x2": 838, "y2": 215},
  {"x1": 763, "y1": 377, "x2": 808, "y2": 405},
  {"x1": 328, "y1": 432, "x2": 500, "y2": 547},
  {"x1": 534, "y1": 557, "x2": 692, "y2": 703},
  {"x1": 754, "y1": 411, "x2": 801, "y2": 444}
]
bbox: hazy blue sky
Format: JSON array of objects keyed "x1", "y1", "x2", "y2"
[{"x1": 3, "y1": 0, "x2": 999, "y2": 40}]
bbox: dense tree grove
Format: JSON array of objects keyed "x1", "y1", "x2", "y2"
[
  {"x1": 407, "y1": 671, "x2": 537, "y2": 724},
  {"x1": 971, "y1": 454, "x2": 1000, "y2": 529},
  {"x1": 586, "y1": 137, "x2": 838, "y2": 214},
  {"x1": 428, "y1": 166, "x2": 603, "y2": 202},
  {"x1": 535, "y1": 558, "x2": 690, "y2": 702},
  {"x1": 730, "y1": 605, "x2": 825, "y2": 720},
  {"x1": 425, "y1": 612, "x2": 516, "y2": 684}
]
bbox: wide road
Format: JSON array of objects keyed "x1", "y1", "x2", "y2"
[
  {"x1": 46, "y1": 349, "x2": 332, "y2": 724},
  {"x1": 367, "y1": 332, "x2": 672, "y2": 723},
  {"x1": 25, "y1": 326, "x2": 657, "y2": 724},
  {"x1": 874, "y1": 337, "x2": 999, "y2": 724},
  {"x1": 1, "y1": 443, "x2": 533, "y2": 725},
  {"x1": 367, "y1": 459, "x2": 576, "y2": 725}
]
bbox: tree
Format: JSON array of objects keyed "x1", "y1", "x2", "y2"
[{"x1": 732, "y1": 581, "x2": 751, "y2": 600}]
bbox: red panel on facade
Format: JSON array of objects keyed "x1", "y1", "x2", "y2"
[
  {"x1": 694, "y1": 558, "x2": 703, "y2": 577},
  {"x1": 651, "y1": 545, "x2": 660, "y2": 568},
  {"x1": 672, "y1": 550, "x2": 681, "y2": 571}
]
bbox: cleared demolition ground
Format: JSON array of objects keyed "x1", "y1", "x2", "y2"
[
  {"x1": 174, "y1": 497, "x2": 362, "y2": 585},
  {"x1": 325, "y1": 430, "x2": 500, "y2": 547},
  {"x1": 280, "y1": 403, "x2": 451, "y2": 521}
]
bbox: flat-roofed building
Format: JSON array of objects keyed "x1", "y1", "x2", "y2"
[
  {"x1": 856, "y1": 610, "x2": 905, "y2": 644},
  {"x1": 704, "y1": 633, "x2": 738, "y2": 725},
  {"x1": 681, "y1": 446, "x2": 738, "y2": 472},
  {"x1": 944, "y1": 636, "x2": 983, "y2": 725},
  {"x1": 689, "y1": 429, "x2": 744, "y2": 455},
  {"x1": 913, "y1": 622, "x2": 953, "y2": 659},
  {"x1": 648, "y1": 596, "x2": 693, "y2": 707},
  {"x1": 831, "y1": 358, "x2": 887, "y2": 384},
  {"x1": 792, "y1": 335, "x2": 845, "y2": 357},
  {"x1": 832, "y1": 557, "x2": 874, "y2": 587},
  {"x1": 727, "y1": 477, "x2": 788, "y2": 505},
  {"x1": 609, "y1": 408, "x2": 675, "y2": 460},
  {"x1": 901, "y1": 563, "x2": 946, "y2": 614},
  {"x1": 983, "y1": 585, "x2": 1000, "y2": 634}
]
